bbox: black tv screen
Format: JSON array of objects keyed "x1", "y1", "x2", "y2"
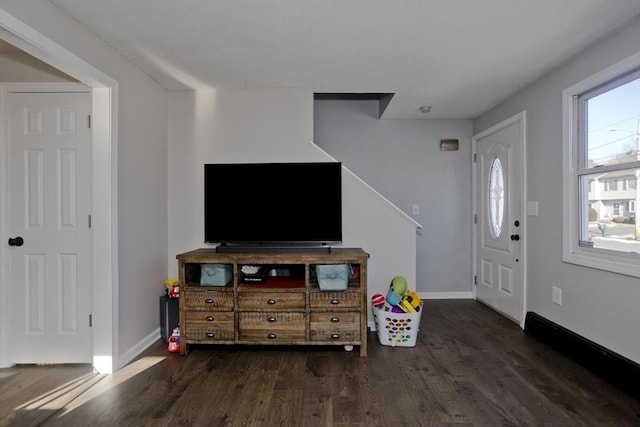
[{"x1": 204, "y1": 162, "x2": 342, "y2": 245}]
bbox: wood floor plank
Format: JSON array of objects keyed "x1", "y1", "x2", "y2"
[{"x1": 1, "y1": 300, "x2": 639, "y2": 427}]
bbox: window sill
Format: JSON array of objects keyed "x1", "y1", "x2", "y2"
[{"x1": 563, "y1": 250, "x2": 640, "y2": 278}]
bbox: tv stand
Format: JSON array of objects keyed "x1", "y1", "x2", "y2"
[
  {"x1": 215, "y1": 245, "x2": 332, "y2": 254},
  {"x1": 176, "y1": 247, "x2": 369, "y2": 357}
]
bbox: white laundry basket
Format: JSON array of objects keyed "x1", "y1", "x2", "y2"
[{"x1": 373, "y1": 304, "x2": 423, "y2": 347}]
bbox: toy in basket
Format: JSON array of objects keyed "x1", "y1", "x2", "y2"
[
  {"x1": 373, "y1": 303, "x2": 423, "y2": 347},
  {"x1": 372, "y1": 276, "x2": 423, "y2": 347}
]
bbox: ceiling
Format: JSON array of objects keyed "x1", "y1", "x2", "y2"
[{"x1": 11, "y1": 1, "x2": 640, "y2": 119}]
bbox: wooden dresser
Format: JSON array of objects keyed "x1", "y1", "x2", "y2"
[{"x1": 176, "y1": 247, "x2": 369, "y2": 357}]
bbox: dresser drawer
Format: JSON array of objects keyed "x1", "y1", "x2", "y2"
[
  {"x1": 237, "y1": 292, "x2": 305, "y2": 309},
  {"x1": 184, "y1": 287, "x2": 234, "y2": 309},
  {"x1": 183, "y1": 311, "x2": 235, "y2": 341},
  {"x1": 238, "y1": 312, "x2": 305, "y2": 341},
  {"x1": 309, "y1": 312, "x2": 360, "y2": 341},
  {"x1": 309, "y1": 290, "x2": 360, "y2": 309}
]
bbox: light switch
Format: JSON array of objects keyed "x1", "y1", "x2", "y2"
[{"x1": 527, "y1": 201, "x2": 538, "y2": 216}]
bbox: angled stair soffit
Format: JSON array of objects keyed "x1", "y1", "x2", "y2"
[{"x1": 314, "y1": 93, "x2": 395, "y2": 119}]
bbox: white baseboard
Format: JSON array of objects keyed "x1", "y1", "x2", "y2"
[
  {"x1": 419, "y1": 291, "x2": 474, "y2": 300},
  {"x1": 118, "y1": 328, "x2": 161, "y2": 370}
]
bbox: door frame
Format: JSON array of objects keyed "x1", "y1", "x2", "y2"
[
  {"x1": 0, "y1": 11, "x2": 119, "y2": 373},
  {"x1": 472, "y1": 111, "x2": 528, "y2": 328}
]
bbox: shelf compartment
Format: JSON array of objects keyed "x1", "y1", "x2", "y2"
[
  {"x1": 241, "y1": 276, "x2": 304, "y2": 288},
  {"x1": 239, "y1": 263, "x2": 305, "y2": 285},
  {"x1": 310, "y1": 263, "x2": 360, "y2": 282}
]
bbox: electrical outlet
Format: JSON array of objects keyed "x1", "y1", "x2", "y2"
[
  {"x1": 552, "y1": 286, "x2": 562, "y2": 305},
  {"x1": 412, "y1": 204, "x2": 420, "y2": 215}
]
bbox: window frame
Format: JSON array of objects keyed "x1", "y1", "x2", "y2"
[{"x1": 562, "y1": 53, "x2": 640, "y2": 278}]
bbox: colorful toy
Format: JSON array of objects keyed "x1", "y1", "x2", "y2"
[
  {"x1": 399, "y1": 290, "x2": 422, "y2": 313},
  {"x1": 371, "y1": 293, "x2": 385, "y2": 308},
  {"x1": 390, "y1": 276, "x2": 408, "y2": 296},
  {"x1": 385, "y1": 288, "x2": 401, "y2": 306},
  {"x1": 166, "y1": 278, "x2": 179, "y2": 299},
  {"x1": 385, "y1": 276, "x2": 408, "y2": 308},
  {"x1": 168, "y1": 327, "x2": 180, "y2": 353},
  {"x1": 383, "y1": 301, "x2": 404, "y2": 313}
]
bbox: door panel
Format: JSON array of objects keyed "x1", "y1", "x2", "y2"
[
  {"x1": 7, "y1": 92, "x2": 92, "y2": 363},
  {"x1": 475, "y1": 116, "x2": 524, "y2": 323}
]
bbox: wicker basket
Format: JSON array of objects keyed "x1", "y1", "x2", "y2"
[{"x1": 373, "y1": 304, "x2": 423, "y2": 347}]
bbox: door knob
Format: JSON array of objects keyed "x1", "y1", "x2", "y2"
[
  {"x1": 510, "y1": 234, "x2": 520, "y2": 241},
  {"x1": 8, "y1": 236, "x2": 24, "y2": 247}
]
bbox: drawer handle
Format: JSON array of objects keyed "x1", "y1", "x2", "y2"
[
  {"x1": 206, "y1": 333, "x2": 215, "y2": 338},
  {"x1": 206, "y1": 316, "x2": 214, "y2": 321},
  {"x1": 330, "y1": 299, "x2": 340, "y2": 305},
  {"x1": 331, "y1": 334, "x2": 340, "y2": 339},
  {"x1": 205, "y1": 298, "x2": 214, "y2": 304},
  {"x1": 268, "y1": 333, "x2": 277, "y2": 339},
  {"x1": 267, "y1": 299, "x2": 277, "y2": 305},
  {"x1": 267, "y1": 316, "x2": 277, "y2": 323},
  {"x1": 330, "y1": 317, "x2": 340, "y2": 323}
]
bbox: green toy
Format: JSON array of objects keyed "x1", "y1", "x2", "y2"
[{"x1": 390, "y1": 276, "x2": 408, "y2": 297}]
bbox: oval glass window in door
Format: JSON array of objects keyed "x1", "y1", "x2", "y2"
[{"x1": 488, "y1": 157, "x2": 505, "y2": 238}]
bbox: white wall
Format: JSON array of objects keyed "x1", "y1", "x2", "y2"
[
  {"x1": 474, "y1": 20, "x2": 640, "y2": 363},
  {"x1": 0, "y1": 1, "x2": 169, "y2": 368},
  {"x1": 167, "y1": 88, "x2": 419, "y2": 322},
  {"x1": 315, "y1": 100, "x2": 473, "y2": 296}
]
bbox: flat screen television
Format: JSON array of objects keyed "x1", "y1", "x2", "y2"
[{"x1": 204, "y1": 162, "x2": 342, "y2": 249}]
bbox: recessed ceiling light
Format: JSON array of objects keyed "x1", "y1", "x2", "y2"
[{"x1": 419, "y1": 105, "x2": 431, "y2": 113}]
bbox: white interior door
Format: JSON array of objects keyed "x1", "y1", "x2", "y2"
[
  {"x1": 7, "y1": 92, "x2": 92, "y2": 363},
  {"x1": 474, "y1": 113, "x2": 525, "y2": 324}
]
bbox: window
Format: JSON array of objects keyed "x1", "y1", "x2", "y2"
[
  {"x1": 613, "y1": 202, "x2": 621, "y2": 216},
  {"x1": 624, "y1": 177, "x2": 636, "y2": 190},
  {"x1": 488, "y1": 157, "x2": 505, "y2": 238},
  {"x1": 562, "y1": 58, "x2": 640, "y2": 277}
]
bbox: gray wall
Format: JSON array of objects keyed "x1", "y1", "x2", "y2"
[
  {"x1": 314, "y1": 99, "x2": 473, "y2": 295},
  {"x1": 474, "y1": 20, "x2": 640, "y2": 363}
]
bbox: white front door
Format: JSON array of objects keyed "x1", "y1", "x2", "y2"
[
  {"x1": 474, "y1": 113, "x2": 525, "y2": 324},
  {"x1": 7, "y1": 92, "x2": 92, "y2": 363}
]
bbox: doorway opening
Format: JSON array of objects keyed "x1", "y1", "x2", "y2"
[{"x1": 0, "y1": 14, "x2": 118, "y2": 373}]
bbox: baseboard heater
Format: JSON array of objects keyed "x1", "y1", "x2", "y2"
[{"x1": 524, "y1": 312, "x2": 639, "y2": 399}]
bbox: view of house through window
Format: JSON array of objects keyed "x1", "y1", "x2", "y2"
[{"x1": 579, "y1": 72, "x2": 639, "y2": 255}]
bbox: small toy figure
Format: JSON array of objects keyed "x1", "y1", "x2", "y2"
[
  {"x1": 168, "y1": 327, "x2": 180, "y2": 353},
  {"x1": 166, "y1": 278, "x2": 180, "y2": 298},
  {"x1": 168, "y1": 284, "x2": 179, "y2": 299}
]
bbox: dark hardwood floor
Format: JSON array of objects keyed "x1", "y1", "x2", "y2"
[{"x1": 1, "y1": 300, "x2": 638, "y2": 426}]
